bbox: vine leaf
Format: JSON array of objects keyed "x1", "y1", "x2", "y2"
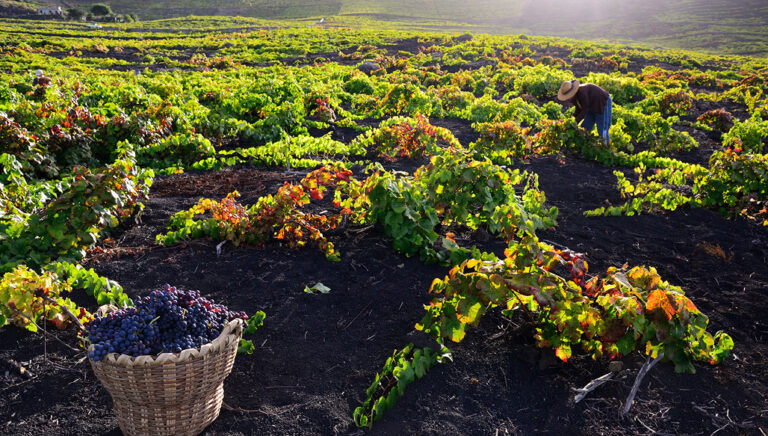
[
  {"x1": 304, "y1": 283, "x2": 331, "y2": 294},
  {"x1": 646, "y1": 289, "x2": 675, "y2": 320}
]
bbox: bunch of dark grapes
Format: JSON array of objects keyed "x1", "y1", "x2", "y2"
[{"x1": 87, "y1": 284, "x2": 247, "y2": 361}]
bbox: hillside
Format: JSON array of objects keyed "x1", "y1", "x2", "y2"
[
  {"x1": 58, "y1": 0, "x2": 342, "y2": 19},
  {"x1": 45, "y1": 0, "x2": 768, "y2": 56},
  {"x1": 0, "y1": 0, "x2": 41, "y2": 15}
]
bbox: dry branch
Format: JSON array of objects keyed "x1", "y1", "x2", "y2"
[{"x1": 622, "y1": 353, "x2": 664, "y2": 416}]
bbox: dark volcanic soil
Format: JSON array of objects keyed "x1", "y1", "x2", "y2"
[{"x1": 1, "y1": 121, "x2": 767, "y2": 436}]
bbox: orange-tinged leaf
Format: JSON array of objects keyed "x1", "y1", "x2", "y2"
[
  {"x1": 646, "y1": 289, "x2": 675, "y2": 320},
  {"x1": 675, "y1": 294, "x2": 699, "y2": 314},
  {"x1": 682, "y1": 297, "x2": 697, "y2": 312}
]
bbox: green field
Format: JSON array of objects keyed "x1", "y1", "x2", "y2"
[
  {"x1": 1, "y1": 12, "x2": 767, "y2": 435},
  {"x1": 30, "y1": 0, "x2": 766, "y2": 56}
]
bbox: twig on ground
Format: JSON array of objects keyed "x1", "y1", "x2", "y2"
[
  {"x1": 500, "y1": 367, "x2": 508, "y2": 390},
  {"x1": 346, "y1": 225, "x2": 373, "y2": 234},
  {"x1": 342, "y1": 300, "x2": 374, "y2": 331},
  {"x1": 635, "y1": 416, "x2": 657, "y2": 434},
  {"x1": 710, "y1": 421, "x2": 731, "y2": 436},
  {"x1": 572, "y1": 372, "x2": 615, "y2": 403},
  {"x1": 223, "y1": 400, "x2": 312, "y2": 417},
  {"x1": 263, "y1": 385, "x2": 306, "y2": 390},
  {"x1": 692, "y1": 402, "x2": 756, "y2": 432},
  {"x1": 634, "y1": 416, "x2": 674, "y2": 436},
  {"x1": 222, "y1": 401, "x2": 277, "y2": 416},
  {"x1": 622, "y1": 353, "x2": 664, "y2": 416}
]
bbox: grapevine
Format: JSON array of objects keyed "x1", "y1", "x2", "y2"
[
  {"x1": 157, "y1": 164, "x2": 354, "y2": 260},
  {"x1": 416, "y1": 231, "x2": 734, "y2": 373}
]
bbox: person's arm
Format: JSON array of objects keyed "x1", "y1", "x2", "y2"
[{"x1": 573, "y1": 91, "x2": 589, "y2": 123}]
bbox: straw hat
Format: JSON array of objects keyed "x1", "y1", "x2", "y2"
[{"x1": 557, "y1": 79, "x2": 580, "y2": 101}]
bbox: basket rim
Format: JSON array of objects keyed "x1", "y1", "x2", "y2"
[{"x1": 88, "y1": 318, "x2": 243, "y2": 368}]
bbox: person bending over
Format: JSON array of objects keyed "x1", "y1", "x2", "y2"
[
  {"x1": 557, "y1": 80, "x2": 612, "y2": 143},
  {"x1": 32, "y1": 69, "x2": 52, "y2": 87}
]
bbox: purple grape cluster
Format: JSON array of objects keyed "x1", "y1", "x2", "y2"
[{"x1": 87, "y1": 285, "x2": 247, "y2": 361}]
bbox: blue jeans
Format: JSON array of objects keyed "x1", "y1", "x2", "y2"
[{"x1": 581, "y1": 96, "x2": 612, "y2": 143}]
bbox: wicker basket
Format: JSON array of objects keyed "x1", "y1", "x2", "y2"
[{"x1": 89, "y1": 318, "x2": 244, "y2": 436}]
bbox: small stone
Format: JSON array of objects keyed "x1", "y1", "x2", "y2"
[{"x1": 609, "y1": 361, "x2": 624, "y2": 373}]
